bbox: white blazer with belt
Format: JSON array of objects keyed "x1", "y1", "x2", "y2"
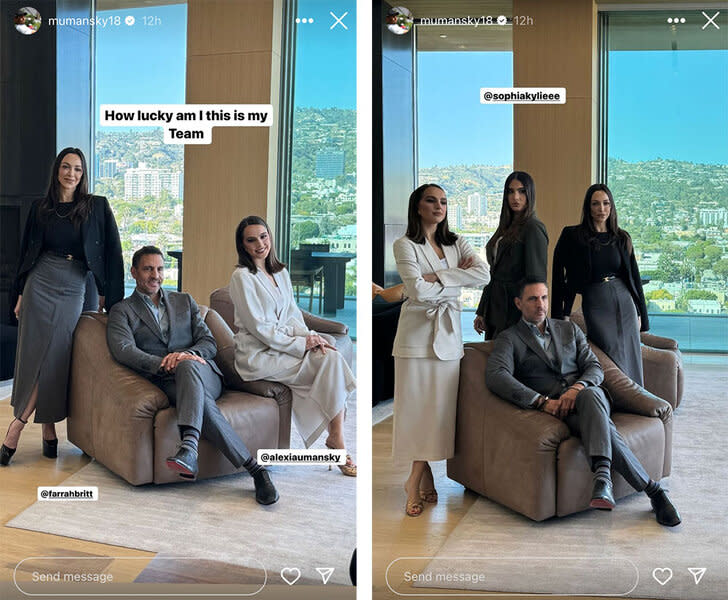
[
  {"x1": 392, "y1": 235, "x2": 490, "y2": 361},
  {"x1": 229, "y1": 266, "x2": 311, "y2": 381}
]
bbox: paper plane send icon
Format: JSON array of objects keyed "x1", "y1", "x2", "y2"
[
  {"x1": 688, "y1": 568, "x2": 706, "y2": 585},
  {"x1": 316, "y1": 567, "x2": 335, "y2": 584}
]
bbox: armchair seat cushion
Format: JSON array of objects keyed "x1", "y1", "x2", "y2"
[
  {"x1": 152, "y1": 390, "x2": 280, "y2": 484},
  {"x1": 555, "y1": 412, "x2": 665, "y2": 517}
]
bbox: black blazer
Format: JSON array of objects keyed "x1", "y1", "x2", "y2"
[
  {"x1": 14, "y1": 195, "x2": 125, "y2": 309},
  {"x1": 476, "y1": 217, "x2": 548, "y2": 317},
  {"x1": 551, "y1": 225, "x2": 649, "y2": 331}
]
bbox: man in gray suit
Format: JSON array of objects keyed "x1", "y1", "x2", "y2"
[
  {"x1": 106, "y1": 246, "x2": 278, "y2": 505},
  {"x1": 486, "y1": 278, "x2": 680, "y2": 526}
]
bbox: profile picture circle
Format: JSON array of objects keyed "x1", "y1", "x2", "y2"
[
  {"x1": 386, "y1": 6, "x2": 413, "y2": 35},
  {"x1": 14, "y1": 7, "x2": 41, "y2": 35}
]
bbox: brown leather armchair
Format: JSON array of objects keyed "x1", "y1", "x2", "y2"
[
  {"x1": 209, "y1": 286, "x2": 354, "y2": 368},
  {"x1": 447, "y1": 340, "x2": 673, "y2": 521},
  {"x1": 67, "y1": 307, "x2": 292, "y2": 486}
]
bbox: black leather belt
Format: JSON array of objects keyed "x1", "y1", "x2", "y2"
[
  {"x1": 600, "y1": 275, "x2": 616, "y2": 282},
  {"x1": 46, "y1": 250, "x2": 85, "y2": 265}
]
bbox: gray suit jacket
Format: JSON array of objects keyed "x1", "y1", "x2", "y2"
[
  {"x1": 485, "y1": 318, "x2": 603, "y2": 409},
  {"x1": 107, "y1": 289, "x2": 222, "y2": 379}
]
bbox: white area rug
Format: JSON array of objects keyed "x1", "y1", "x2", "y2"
[
  {"x1": 416, "y1": 366, "x2": 727, "y2": 599},
  {"x1": 6, "y1": 394, "x2": 357, "y2": 586}
]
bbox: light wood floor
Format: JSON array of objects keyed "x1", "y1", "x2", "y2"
[
  {"x1": 373, "y1": 413, "x2": 653, "y2": 600},
  {"x1": 0, "y1": 396, "x2": 353, "y2": 600},
  {"x1": 0, "y1": 400, "x2": 154, "y2": 596}
]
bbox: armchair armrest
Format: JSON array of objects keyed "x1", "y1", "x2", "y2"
[
  {"x1": 590, "y1": 342, "x2": 673, "y2": 424},
  {"x1": 640, "y1": 331, "x2": 678, "y2": 351},
  {"x1": 301, "y1": 310, "x2": 348, "y2": 335},
  {"x1": 641, "y1": 344, "x2": 683, "y2": 410},
  {"x1": 69, "y1": 313, "x2": 170, "y2": 485},
  {"x1": 203, "y1": 307, "x2": 292, "y2": 448}
]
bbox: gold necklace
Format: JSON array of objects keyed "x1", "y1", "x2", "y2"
[{"x1": 54, "y1": 201, "x2": 74, "y2": 218}]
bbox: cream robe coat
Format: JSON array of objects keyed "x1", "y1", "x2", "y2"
[
  {"x1": 392, "y1": 236, "x2": 490, "y2": 360},
  {"x1": 230, "y1": 267, "x2": 310, "y2": 380},
  {"x1": 230, "y1": 267, "x2": 355, "y2": 447}
]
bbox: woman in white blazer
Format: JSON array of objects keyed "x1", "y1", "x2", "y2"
[
  {"x1": 229, "y1": 216, "x2": 356, "y2": 476},
  {"x1": 392, "y1": 184, "x2": 490, "y2": 516}
]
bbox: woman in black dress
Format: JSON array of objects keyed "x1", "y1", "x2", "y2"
[
  {"x1": 552, "y1": 183, "x2": 648, "y2": 385},
  {"x1": 1, "y1": 148, "x2": 124, "y2": 465},
  {"x1": 474, "y1": 171, "x2": 548, "y2": 339}
]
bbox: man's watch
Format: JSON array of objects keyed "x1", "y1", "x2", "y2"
[{"x1": 535, "y1": 396, "x2": 549, "y2": 410}]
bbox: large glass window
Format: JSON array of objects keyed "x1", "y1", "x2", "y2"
[
  {"x1": 603, "y1": 10, "x2": 728, "y2": 351},
  {"x1": 416, "y1": 25, "x2": 513, "y2": 342},
  {"x1": 286, "y1": 0, "x2": 357, "y2": 334},
  {"x1": 94, "y1": 2, "x2": 187, "y2": 293}
]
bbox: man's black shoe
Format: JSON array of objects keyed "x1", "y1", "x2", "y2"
[
  {"x1": 650, "y1": 490, "x2": 681, "y2": 526},
  {"x1": 166, "y1": 446, "x2": 198, "y2": 479},
  {"x1": 590, "y1": 479, "x2": 615, "y2": 510},
  {"x1": 252, "y1": 468, "x2": 279, "y2": 505}
]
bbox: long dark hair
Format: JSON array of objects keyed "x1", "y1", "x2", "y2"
[
  {"x1": 405, "y1": 183, "x2": 458, "y2": 246},
  {"x1": 579, "y1": 183, "x2": 632, "y2": 253},
  {"x1": 38, "y1": 147, "x2": 92, "y2": 227},
  {"x1": 488, "y1": 171, "x2": 537, "y2": 253},
  {"x1": 235, "y1": 216, "x2": 286, "y2": 274}
]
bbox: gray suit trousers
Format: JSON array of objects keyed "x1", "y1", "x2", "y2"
[
  {"x1": 565, "y1": 387, "x2": 650, "y2": 491},
  {"x1": 152, "y1": 360, "x2": 251, "y2": 468}
]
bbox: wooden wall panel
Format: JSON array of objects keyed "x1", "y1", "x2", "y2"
[
  {"x1": 513, "y1": 0, "x2": 597, "y2": 299},
  {"x1": 183, "y1": 0, "x2": 278, "y2": 304},
  {"x1": 187, "y1": 0, "x2": 274, "y2": 56}
]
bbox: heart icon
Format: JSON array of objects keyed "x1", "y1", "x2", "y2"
[
  {"x1": 652, "y1": 568, "x2": 673, "y2": 586},
  {"x1": 280, "y1": 567, "x2": 301, "y2": 586}
]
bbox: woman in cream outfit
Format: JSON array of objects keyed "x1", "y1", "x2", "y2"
[
  {"x1": 393, "y1": 184, "x2": 490, "y2": 516},
  {"x1": 229, "y1": 216, "x2": 356, "y2": 475}
]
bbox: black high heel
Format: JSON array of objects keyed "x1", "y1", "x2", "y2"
[
  {"x1": 1, "y1": 417, "x2": 28, "y2": 466},
  {"x1": 42, "y1": 438, "x2": 58, "y2": 459}
]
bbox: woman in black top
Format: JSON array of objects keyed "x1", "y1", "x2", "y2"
[
  {"x1": 1, "y1": 148, "x2": 124, "y2": 465},
  {"x1": 474, "y1": 171, "x2": 548, "y2": 339},
  {"x1": 552, "y1": 183, "x2": 648, "y2": 385}
]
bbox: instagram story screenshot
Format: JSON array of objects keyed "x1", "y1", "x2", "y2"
[
  {"x1": 371, "y1": 1, "x2": 727, "y2": 600},
  {"x1": 1, "y1": 1, "x2": 357, "y2": 599}
]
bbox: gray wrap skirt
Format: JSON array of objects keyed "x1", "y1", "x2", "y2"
[
  {"x1": 11, "y1": 253, "x2": 88, "y2": 422},
  {"x1": 582, "y1": 277, "x2": 643, "y2": 386}
]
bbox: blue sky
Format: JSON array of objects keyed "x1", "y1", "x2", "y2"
[
  {"x1": 95, "y1": 4, "x2": 187, "y2": 120},
  {"x1": 417, "y1": 48, "x2": 727, "y2": 168},
  {"x1": 417, "y1": 52, "x2": 513, "y2": 168},
  {"x1": 95, "y1": 0, "x2": 356, "y2": 129},
  {"x1": 608, "y1": 50, "x2": 728, "y2": 164},
  {"x1": 294, "y1": 0, "x2": 356, "y2": 109}
]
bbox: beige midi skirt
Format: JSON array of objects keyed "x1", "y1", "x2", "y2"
[
  {"x1": 392, "y1": 357, "x2": 460, "y2": 464},
  {"x1": 272, "y1": 348, "x2": 356, "y2": 448}
]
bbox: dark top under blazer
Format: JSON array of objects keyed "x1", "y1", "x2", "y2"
[
  {"x1": 551, "y1": 225, "x2": 649, "y2": 331},
  {"x1": 14, "y1": 195, "x2": 125, "y2": 309},
  {"x1": 476, "y1": 217, "x2": 548, "y2": 320}
]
